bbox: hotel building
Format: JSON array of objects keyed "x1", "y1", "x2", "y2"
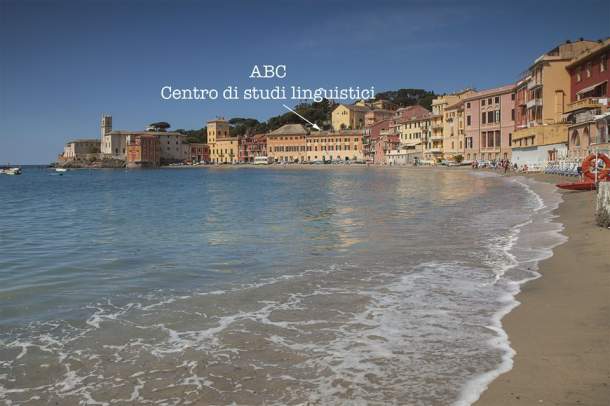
[
  {"x1": 305, "y1": 130, "x2": 364, "y2": 162},
  {"x1": 267, "y1": 124, "x2": 308, "y2": 163}
]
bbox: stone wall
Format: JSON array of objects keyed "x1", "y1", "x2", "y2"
[{"x1": 596, "y1": 182, "x2": 610, "y2": 228}]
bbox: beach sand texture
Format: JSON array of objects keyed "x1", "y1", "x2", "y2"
[{"x1": 477, "y1": 174, "x2": 610, "y2": 406}]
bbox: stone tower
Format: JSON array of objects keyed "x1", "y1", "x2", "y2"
[{"x1": 101, "y1": 115, "x2": 112, "y2": 139}]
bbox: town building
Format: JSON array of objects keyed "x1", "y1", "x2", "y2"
[
  {"x1": 63, "y1": 139, "x2": 100, "y2": 160},
  {"x1": 126, "y1": 134, "x2": 160, "y2": 168},
  {"x1": 239, "y1": 133, "x2": 267, "y2": 163},
  {"x1": 442, "y1": 101, "x2": 466, "y2": 160},
  {"x1": 565, "y1": 39, "x2": 610, "y2": 159},
  {"x1": 511, "y1": 39, "x2": 599, "y2": 168},
  {"x1": 305, "y1": 130, "x2": 364, "y2": 162},
  {"x1": 267, "y1": 124, "x2": 308, "y2": 163},
  {"x1": 207, "y1": 118, "x2": 233, "y2": 164},
  {"x1": 189, "y1": 143, "x2": 210, "y2": 163},
  {"x1": 463, "y1": 84, "x2": 516, "y2": 162},
  {"x1": 332, "y1": 104, "x2": 371, "y2": 130},
  {"x1": 364, "y1": 109, "x2": 394, "y2": 126},
  {"x1": 391, "y1": 105, "x2": 432, "y2": 164},
  {"x1": 364, "y1": 119, "x2": 392, "y2": 163},
  {"x1": 430, "y1": 89, "x2": 475, "y2": 160},
  {"x1": 373, "y1": 131, "x2": 400, "y2": 164},
  {"x1": 100, "y1": 115, "x2": 127, "y2": 159}
]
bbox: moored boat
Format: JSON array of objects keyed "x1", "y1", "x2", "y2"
[
  {"x1": 556, "y1": 181, "x2": 597, "y2": 191},
  {"x1": 0, "y1": 166, "x2": 22, "y2": 175}
]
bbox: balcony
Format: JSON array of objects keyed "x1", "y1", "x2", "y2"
[
  {"x1": 526, "y1": 98, "x2": 543, "y2": 109},
  {"x1": 527, "y1": 80, "x2": 542, "y2": 90},
  {"x1": 426, "y1": 147, "x2": 442, "y2": 154},
  {"x1": 566, "y1": 97, "x2": 607, "y2": 113},
  {"x1": 429, "y1": 134, "x2": 443, "y2": 141}
]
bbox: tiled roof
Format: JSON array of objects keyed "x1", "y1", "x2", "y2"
[{"x1": 269, "y1": 124, "x2": 308, "y2": 135}]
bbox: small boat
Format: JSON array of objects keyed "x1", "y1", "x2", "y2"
[
  {"x1": 556, "y1": 181, "x2": 596, "y2": 191},
  {"x1": 0, "y1": 167, "x2": 22, "y2": 175},
  {"x1": 55, "y1": 168, "x2": 68, "y2": 173}
]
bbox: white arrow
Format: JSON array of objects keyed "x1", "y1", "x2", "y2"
[{"x1": 282, "y1": 104, "x2": 321, "y2": 131}]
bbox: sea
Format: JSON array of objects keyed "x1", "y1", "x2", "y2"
[{"x1": 0, "y1": 166, "x2": 566, "y2": 405}]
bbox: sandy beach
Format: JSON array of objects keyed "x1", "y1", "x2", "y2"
[{"x1": 477, "y1": 173, "x2": 610, "y2": 405}]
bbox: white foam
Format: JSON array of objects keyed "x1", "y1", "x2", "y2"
[{"x1": 453, "y1": 176, "x2": 567, "y2": 406}]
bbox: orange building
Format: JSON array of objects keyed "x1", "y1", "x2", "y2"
[
  {"x1": 267, "y1": 124, "x2": 308, "y2": 163},
  {"x1": 126, "y1": 134, "x2": 160, "y2": 168}
]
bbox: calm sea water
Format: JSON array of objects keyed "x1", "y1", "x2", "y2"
[{"x1": 0, "y1": 167, "x2": 564, "y2": 405}]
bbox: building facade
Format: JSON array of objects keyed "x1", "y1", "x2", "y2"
[
  {"x1": 207, "y1": 118, "x2": 233, "y2": 164},
  {"x1": 565, "y1": 39, "x2": 610, "y2": 158},
  {"x1": 305, "y1": 130, "x2": 364, "y2": 162},
  {"x1": 126, "y1": 134, "x2": 160, "y2": 168},
  {"x1": 267, "y1": 124, "x2": 308, "y2": 163},
  {"x1": 463, "y1": 84, "x2": 515, "y2": 162},
  {"x1": 239, "y1": 134, "x2": 267, "y2": 163},
  {"x1": 511, "y1": 40, "x2": 599, "y2": 168},
  {"x1": 189, "y1": 143, "x2": 210, "y2": 163},
  {"x1": 430, "y1": 89, "x2": 475, "y2": 160},
  {"x1": 332, "y1": 104, "x2": 371, "y2": 130},
  {"x1": 63, "y1": 139, "x2": 100, "y2": 159}
]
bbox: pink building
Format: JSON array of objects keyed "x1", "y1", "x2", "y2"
[
  {"x1": 364, "y1": 119, "x2": 392, "y2": 162},
  {"x1": 365, "y1": 109, "x2": 394, "y2": 126},
  {"x1": 463, "y1": 84, "x2": 516, "y2": 162}
]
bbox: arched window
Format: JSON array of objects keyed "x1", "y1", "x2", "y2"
[
  {"x1": 583, "y1": 127, "x2": 590, "y2": 147},
  {"x1": 571, "y1": 130, "x2": 580, "y2": 147}
]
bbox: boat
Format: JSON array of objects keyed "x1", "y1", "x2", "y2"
[
  {"x1": 253, "y1": 156, "x2": 271, "y2": 165},
  {"x1": 0, "y1": 166, "x2": 22, "y2": 175},
  {"x1": 556, "y1": 181, "x2": 597, "y2": 191},
  {"x1": 55, "y1": 168, "x2": 68, "y2": 173}
]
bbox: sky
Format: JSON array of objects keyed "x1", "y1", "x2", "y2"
[{"x1": 0, "y1": 0, "x2": 609, "y2": 164}]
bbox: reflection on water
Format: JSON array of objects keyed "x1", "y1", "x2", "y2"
[{"x1": 0, "y1": 167, "x2": 560, "y2": 405}]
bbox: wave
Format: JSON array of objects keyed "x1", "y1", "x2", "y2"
[{"x1": 454, "y1": 176, "x2": 567, "y2": 406}]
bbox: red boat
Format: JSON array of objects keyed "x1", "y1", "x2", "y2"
[
  {"x1": 556, "y1": 181, "x2": 597, "y2": 191},
  {"x1": 555, "y1": 153, "x2": 609, "y2": 191}
]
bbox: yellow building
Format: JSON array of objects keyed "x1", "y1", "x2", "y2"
[
  {"x1": 267, "y1": 124, "x2": 308, "y2": 163},
  {"x1": 306, "y1": 130, "x2": 364, "y2": 162},
  {"x1": 207, "y1": 118, "x2": 237, "y2": 163},
  {"x1": 332, "y1": 104, "x2": 371, "y2": 131},
  {"x1": 390, "y1": 110, "x2": 432, "y2": 163},
  {"x1": 511, "y1": 40, "x2": 599, "y2": 167},
  {"x1": 443, "y1": 101, "x2": 466, "y2": 159},
  {"x1": 430, "y1": 89, "x2": 475, "y2": 160}
]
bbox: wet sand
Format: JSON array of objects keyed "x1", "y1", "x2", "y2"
[{"x1": 477, "y1": 173, "x2": 610, "y2": 405}]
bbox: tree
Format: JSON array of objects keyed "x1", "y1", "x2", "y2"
[{"x1": 454, "y1": 154, "x2": 464, "y2": 163}]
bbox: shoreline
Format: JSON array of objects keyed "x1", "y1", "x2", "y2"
[{"x1": 475, "y1": 173, "x2": 610, "y2": 405}]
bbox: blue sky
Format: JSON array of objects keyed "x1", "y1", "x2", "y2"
[{"x1": 1, "y1": 0, "x2": 608, "y2": 164}]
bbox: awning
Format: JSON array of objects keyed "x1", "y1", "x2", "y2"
[{"x1": 576, "y1": 80, "x2": 608, "y2": 95}]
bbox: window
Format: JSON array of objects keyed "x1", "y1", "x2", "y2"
[
  {"x1": 488, "y1": 98, "x2": 492, "y2": 105},
  {"x1": 495, "y1": 110, "x2": 500, "y2": 123},
  {"x1": 482, "y1": 112, "x2": 486, "y2": 124},
  {"x1": 481, "y1": 99, "x2": 485, "y2": 106},
  {"x1": 511, "y1": 109, "x2": 515, "y2": 121},
  {"x1": 495, "y1": 131, "x2": 501, "y2": 147},
  {"x1": 466, "y1": 102, "x2": 471, "y2": 108},
  {"x1": 487, "y1": 111, "x2": 494, "y2": 123},
  {"x1": 601, "y1": 54, "x2": 607, "y2": 72},
  {"x1": 495, "y1": 97, "x2": 499, "y2": 104},
  {"x1": 576, "y1": 67, "x2": 582, "y2": 82},
  {"x1": 586, "y1": 62, "x2": 592, "y2": 77},
  {"x1": 509, "y1": 133, "x2": 512, "y2": 146},
  {"x1": 467, "y1": 115, "x2": 471, "y2": 126},
  {"x1": 511, "y1": 93, "x2": 515, "y2": 100}
]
